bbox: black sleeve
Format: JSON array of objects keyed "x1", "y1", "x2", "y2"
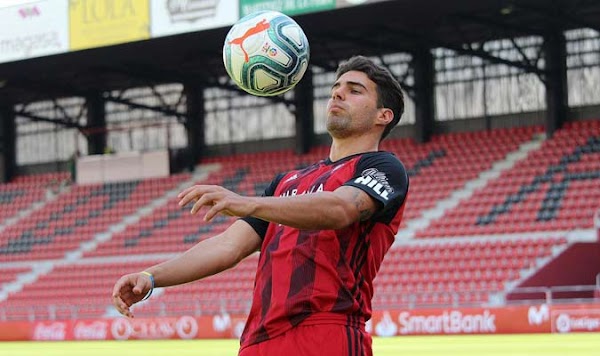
[
  {"x1": 343, "y1": 152, "x2": 409, "y2": 222},
  {"x1": 240, "y1": 172, "x2": 286, "y2": 239}
]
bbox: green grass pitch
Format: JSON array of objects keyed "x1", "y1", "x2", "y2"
[{"x1": 0, "y1": 333, "x2": 597, "y2": 356}]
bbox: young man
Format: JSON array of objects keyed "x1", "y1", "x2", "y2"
[{"x1": 112, "y1": 56, "x2": 409, "y2": 356}]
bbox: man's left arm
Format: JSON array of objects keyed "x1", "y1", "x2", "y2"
[
  {"x1": 178, "y1": 154, "x2": 408, "y2": 230},
  {"x1": 179, "y1": 184, "x2": 373, "y2": 230}
]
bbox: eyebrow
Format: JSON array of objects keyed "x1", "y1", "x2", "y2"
[{"x1": 331, "y1": 80, "x2": 368, "y2": 91}]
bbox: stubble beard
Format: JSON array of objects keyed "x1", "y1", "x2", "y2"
[{"x1": 326, "y1": 114, "x2": 353, "y2": 139}]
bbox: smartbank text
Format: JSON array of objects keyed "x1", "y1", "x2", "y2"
[{"x1": 398, "y1": 310, "x2": 496, "y2": 334}]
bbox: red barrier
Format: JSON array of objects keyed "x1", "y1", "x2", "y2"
[
  {"x1": 551, "y1": 304, "x2": 600, "y2": 333},
  {"x1": 0, "y1": 304, "x2": 598, "y2": 341},
  {"x1": 367, "y1": 305, "x2": 551, "y2": 336}
]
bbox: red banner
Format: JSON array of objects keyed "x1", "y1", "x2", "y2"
[
  {"x1": 368, "y1": 304, "x2": 551, "y2": 336},
  {"x1": 551, "y1": 304, "x2": 600, "y2": 333},
  {"x1": 0, "y1": 304, "x2": 598, "y2": 341}
]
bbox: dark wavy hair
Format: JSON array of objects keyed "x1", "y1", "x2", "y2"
[{"x1": 335, "y1": 56, "x2": 405, "y2": 140}]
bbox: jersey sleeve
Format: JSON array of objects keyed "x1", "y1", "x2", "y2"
[
  {"x1": 240, "y1": 172, "x2": 286, "y2": 239},
  {"x1": 343, "y1": 152, "x2": 409, "y2": 220}
]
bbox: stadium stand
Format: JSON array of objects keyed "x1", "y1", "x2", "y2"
[
  {"x1": 0, "y1": 174, "x2": 190, "y2": 262},
  {"x1": 0, "y1": 172, "x2": 69, "y2": 225},
  {"x1": 0, "y1": 123, "x2": 598, "y2": 320},
  {"x1": 420, "y1": 120, "x2": 600, "y2": 237}
]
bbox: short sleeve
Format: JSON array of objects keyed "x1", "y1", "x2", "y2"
[
  {"x1": 240, "y1": 172, "x2": 286, "y2": 239},
  {"x1": 343, "y1": 152, "x2": 409, "y2": 219}
]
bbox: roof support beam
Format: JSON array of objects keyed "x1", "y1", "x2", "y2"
[
  {"x1": 86, "y1": 92, "x2": 106, "y2": 155},
  {"x1": 515, "y1": 3, "x2": 600, "y2": 33},
  {"x1": 0, "y1": 106, "x2": 16, "y2": 182},
  {"x1": 382, "y1": 27, "x2": 544, "y2": 75},
  {"x1": 412, "y1": 45, "x2": 435, "y2": 143},
  {"x1": 543, "y1": 28, "x2": 569, "y2": 137},
  {"x1": 104, "y1": 95, "x2": 188, "y2": 121},
  {"x1": 15, "y1": 111, "x2": 83, "y2": 130}
]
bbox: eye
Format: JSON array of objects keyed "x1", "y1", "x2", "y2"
[{"x1": 350, "y1": 89, "x2": 361, "y2": 94}]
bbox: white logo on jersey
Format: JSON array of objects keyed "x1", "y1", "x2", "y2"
[
  {"x1": 354, "y1": 168, "x2": 394, "y2": 201},
  {"x1": 332, "y1": 163, "x2": 347, "y2": 172},
  {"x1": 283, "y1": 173, "x2": 298, "y2": 183}
]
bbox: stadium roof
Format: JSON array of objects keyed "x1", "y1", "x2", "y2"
[{"x1": 0, "y1": 0, "x2": 599, "y2": 105}]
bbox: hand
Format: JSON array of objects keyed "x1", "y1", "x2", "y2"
[
  {"x1": 111, "y1": 273, "x2": 152, "y2": 318},
  {"x1": 177, "y1": 185, "x2": 257, "y2": 222}
]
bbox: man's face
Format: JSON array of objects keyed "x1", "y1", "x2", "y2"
[{"x1": 326, "y1": 70, "x2": 382, "y2": 139}]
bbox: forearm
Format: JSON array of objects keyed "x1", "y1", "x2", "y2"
[
  {"x1": 144, "y1": 237, "x2": 236, "y2": 288},
  {"x1": 144, "y1": 220, "x2": 260, "y2": 288},
  {"x1": 252, "y1": 191, "x2": 358, "y2": 230}
]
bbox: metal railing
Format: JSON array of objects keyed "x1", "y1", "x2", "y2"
[
  {"x1": 507, "y1": 285, "x2": 599, "y2": 305},
  {"x1": 1, "y1": 285, "x2": 598, "y2": 322}
]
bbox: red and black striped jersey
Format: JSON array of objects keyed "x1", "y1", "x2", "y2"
[{"x1": 240, "y1": 151, "x2": 409, "y2": 348}]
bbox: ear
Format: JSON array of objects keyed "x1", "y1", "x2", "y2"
[{"x1": 376, "y1": 108, "x2": 394, "y2": 127}]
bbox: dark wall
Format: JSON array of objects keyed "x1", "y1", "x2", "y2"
[{"x1": 507, "y1": 242, "x2": 600, "y2": 301}]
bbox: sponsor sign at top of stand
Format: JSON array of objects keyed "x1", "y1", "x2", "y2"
[
  {"x1": 335, "y1": 0, "x2": 390, "y2": 9},
  {"x1": 69, "y1": 0, "x2": 150, "y2": 51},
  {"x1": 151, "y1": 0, "x2": 238, "y2": 38},
  {"x1": 0, "y1": 0, "x2": 69, "y2": 64},
  {"x1": 240, "y1": 0, "x2": 335, "y2": 17}
]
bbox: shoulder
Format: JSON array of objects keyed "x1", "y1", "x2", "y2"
[{"x1": 355, "y1": 151, "x2": 408, "y2": 177}]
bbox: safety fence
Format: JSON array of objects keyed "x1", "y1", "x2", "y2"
[{"x1": 1, "y1": 302, "x2": 598, "y2": 341}]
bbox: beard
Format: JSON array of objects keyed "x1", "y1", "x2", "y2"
[{"x1": 326, "y1": 114, "x2": 353, "y2": 138}]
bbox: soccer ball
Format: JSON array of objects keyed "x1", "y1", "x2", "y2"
[{"x1": 223, "y1": 11, "x2": 310, "y2": 96}]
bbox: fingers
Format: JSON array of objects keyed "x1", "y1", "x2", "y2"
[
  {"x1": 112, "y1": 294, "x2": 134, "y2": 318},
  {"x1": 178, "y1": 185, "x2": 212, "y2": 208},
  {"x1": 177, "y1": 185, "x2": 197, "y2": 200},
  {"x1": 112, "y1": 275, "x2": 144, "y2": 318},
  {"x1": 191, "y1": 192, "x2": 221, "y2": 215},
  {"x1": 203, "y1": 200, "x2": 226, "y2": 221},
  {"x1": 112, "y1": 285, "x2": 134, "y2": 318},
  {"x1": 132, "y1": 278, "x2": 145, "y2": 295},
  {"x1": 177, "y1": 185, "x2": 238, "y2": 220}
]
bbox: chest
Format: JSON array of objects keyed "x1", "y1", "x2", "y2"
[{"x1": 275, "y1": 161, "x2": 357, "y2": 198}]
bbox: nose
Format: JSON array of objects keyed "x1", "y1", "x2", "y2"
[{"x1": 331, "y1": 85, "x2": 344, "y2": 100}]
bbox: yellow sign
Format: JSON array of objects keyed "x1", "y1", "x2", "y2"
[{"x1": 70, "y1": 0, "x2": 149, "y2": 51}]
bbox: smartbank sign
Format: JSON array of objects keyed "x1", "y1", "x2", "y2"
[
  {"x1": 368, "y1": 305, "x2": 552, "y2": 337},
  {"x1": 397, "y1": 310, "x2": 496, "y2": 334}
]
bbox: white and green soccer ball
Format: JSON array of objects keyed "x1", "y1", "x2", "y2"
[{"x1": 223, "y1": 11, "x2": 310, "y2": 96}]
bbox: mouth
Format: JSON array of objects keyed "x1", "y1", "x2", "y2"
[{"x1": 328, "y1": 104, "x2": 344, "y2": 113}]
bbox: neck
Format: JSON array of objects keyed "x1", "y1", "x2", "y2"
[{"x1": 329, "y1": 137, "x2": 380, "y2": 162}]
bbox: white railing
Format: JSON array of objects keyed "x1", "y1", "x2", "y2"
[
  {"x1": 1, "y1": 285, "x2": 599, "y2": 322},
  {"x1": 507, "y1": 285, "x2": 599, "y2": 305}
]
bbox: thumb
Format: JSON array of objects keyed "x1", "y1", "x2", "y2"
[{"x1": 132, "y1": 275, "x2": 146, "y2": 295}]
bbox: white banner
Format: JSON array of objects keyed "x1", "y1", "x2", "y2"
[
  {"x1": 151, "y1": 0, "x2": 238, "y2": 38},
  {"x1": 0, "y1": 0, "x2": 68, "y2": 64}
]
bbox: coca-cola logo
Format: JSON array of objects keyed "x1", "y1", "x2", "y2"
[
  {"x1": 74, "y1": 321, "x2": 109, "y2": 340},
  {"x1": 33, "y1": 322, "x2": 66, "y2": 341},
  {"x1": 111, "y1": 317, "x2": 198, "y2": 340}
]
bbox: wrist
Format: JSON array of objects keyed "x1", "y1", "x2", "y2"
[{"x1": 140, "y1": 271, "x2": 155, "y2": 301}]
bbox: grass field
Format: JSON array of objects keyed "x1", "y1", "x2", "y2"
[{"x1": 0, "y1": 333, "x2": 598, "y2": 356}]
